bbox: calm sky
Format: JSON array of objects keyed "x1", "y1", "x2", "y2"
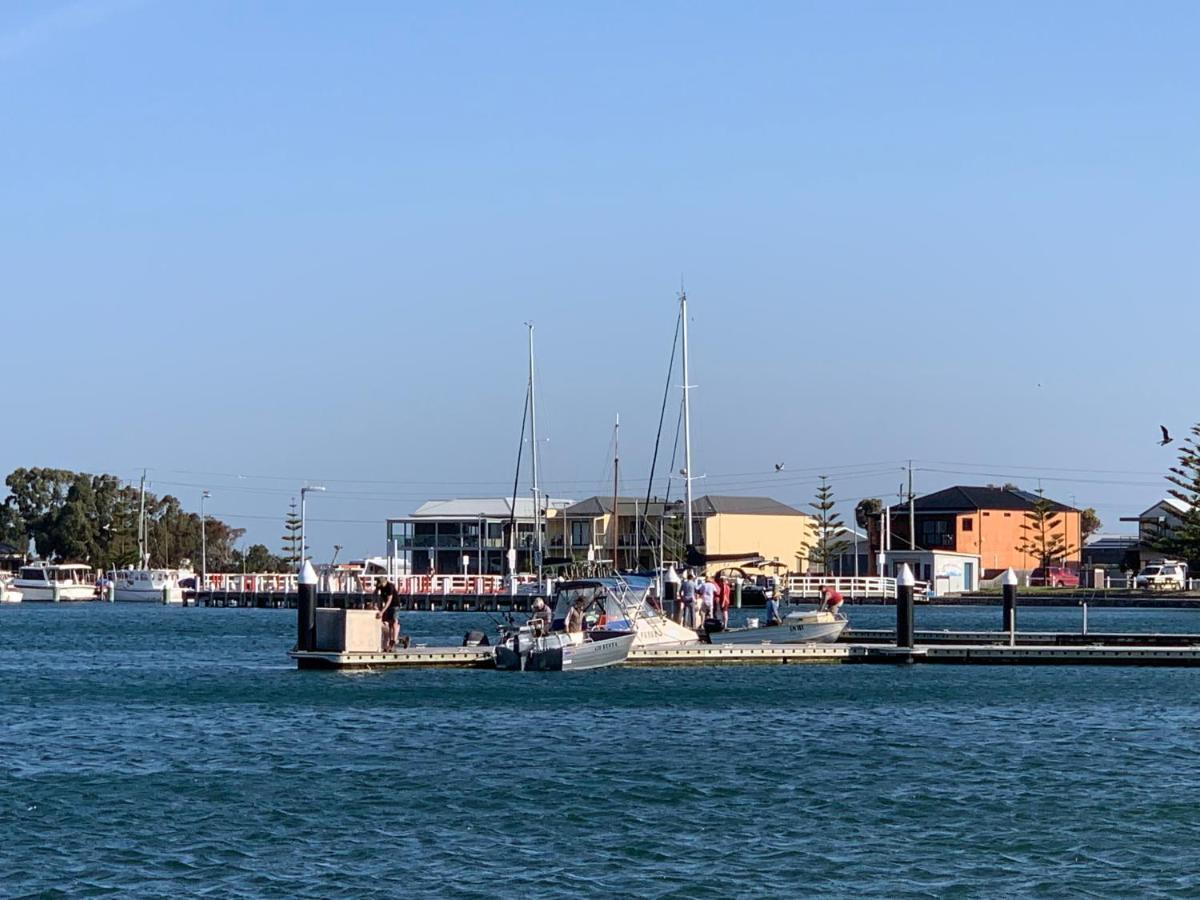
[{"x1": 2, "y1": 0, "x2": 1196, "y2": 559}]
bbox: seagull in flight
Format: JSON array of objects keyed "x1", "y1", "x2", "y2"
[
  {"x1": 1159, "y1": 425, "x2": 1172, "y2": 446},
  {"x1": 774, "y1": 463, "x2": 785, "y2": 472}
]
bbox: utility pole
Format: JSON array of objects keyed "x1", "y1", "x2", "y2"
[
  {"x1": 200, "y1": 490, "x2": 211, "y2": 588},
  {"x1": 908, "y1": 460, "x2": 917, "y2": 551}
]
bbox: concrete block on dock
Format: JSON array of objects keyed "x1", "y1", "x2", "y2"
[{"x1": 314, "y1": 608, "x2": 381, "y2": 652}]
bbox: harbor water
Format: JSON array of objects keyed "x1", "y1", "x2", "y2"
[{"x1": 4, "y1": 604, "x2": 1200, "y2": 896}]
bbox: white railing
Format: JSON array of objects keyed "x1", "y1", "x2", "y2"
[
  {"x1": 784, "y1": 575, "x2": 930, "y2": 600},
  {"x1": 201, "y1": 572, "x2": 542, "y2": 595}
]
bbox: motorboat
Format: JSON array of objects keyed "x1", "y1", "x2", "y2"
[
  {"x1": 494, "y1": 623, "x2": 635, "y2": 672},
  {"x1": 704, "y1": 607, "x2": 848, "y2": 645},
  {"x1": 555, "y1": 575, "x2": 702, "y2": 649},
  {"x1": 109, "y1": 567, "x2": 191, "y2": 604},
  {"x1": 13, "y1": 563, "x2": 97, "y2": 602},
  {"x1": 0, "y1": 577, "x2": 22, "y2": 604}
]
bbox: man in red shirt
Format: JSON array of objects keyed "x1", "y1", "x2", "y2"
[{"x1": 820, "y1": 584, "x2": 844, "y2": 616}]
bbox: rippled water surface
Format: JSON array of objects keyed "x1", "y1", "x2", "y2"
[{"x1": 4, "y1": 604, "x2": 1200, "y2": 897}]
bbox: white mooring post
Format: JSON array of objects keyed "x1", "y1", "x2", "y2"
[
  {"x1": 297, "y1": 560, "x2": 318, "y2": 652},
  {"x1": 1002, "y1": 568, "x2": 1018, "y2": 646},
  {"x1": 896, "y1": 563, "x2": 915, "y2": 649}
]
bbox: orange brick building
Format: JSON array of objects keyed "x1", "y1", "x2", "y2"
[{"x1": 880, "y1": 485, "x2": 1081, "y2": 578}]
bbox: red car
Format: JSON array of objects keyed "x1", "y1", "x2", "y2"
[{"x1": 1029, "y1": 566, "x2": 1079, "y2": 588}]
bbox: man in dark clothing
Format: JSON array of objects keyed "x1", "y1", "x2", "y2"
[{"x1": 374, "y1": 577, "x2": 400, "y2": 650}]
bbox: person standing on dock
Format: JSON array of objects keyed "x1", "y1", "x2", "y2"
[
  {"x1": 375, "y1": 577, "x2": 400, "y2": 651},
  {"x1": 699, "y1": 576, "x2": 715, "y2": 626},
  {"x1": 679, "y1": 570, "x2": 697, "y2": 627}
]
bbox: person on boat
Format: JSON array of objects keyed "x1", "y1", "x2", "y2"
[
  {"x1": 698, "y1": 576, "x2": 716, "y2": 626},
  {"x1": 764, "y1": 594, "x2": 782, "y2": 627},
  {"x1": 713, "y1": 573, "x2": 731, "y2": 628},
  {"x1": 529, "y1": 597, "x2": 552, "y2": 635},
  {"x1": 374, "y1": 577, "x2": 400, "y2": 650},
  {"x1": 819, "y1": 585, "x2": 844, "y2": 617},
  {"x1": 679, "y1": 570, "x2": 697, "y2": 627},
  {"x1": 566, "y1": 596, "x2": 586, "y2": 634}
]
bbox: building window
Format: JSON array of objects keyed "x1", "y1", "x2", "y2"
[
  {"x1": 962, "y1": 518, "x2": 973, "y2": 532},
  {"x1": 571, "y1": 521, "x2": 591, "y2": 546},
  {"x1": 1003, "y1": 513, "x2": 1011, "y2": 518},
  {"x1": 920, "y1": 520, "x2": 953, "y2": 548}
]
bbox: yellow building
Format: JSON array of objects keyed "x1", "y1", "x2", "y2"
[{"x1": 550, "y1": 495, "x2": 814, "y2": 575}]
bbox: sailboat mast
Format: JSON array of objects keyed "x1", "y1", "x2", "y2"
[
  {"x1": 612, "y1": 414, "x2": 619, "y2": 572},
  {"x1": 680, "y1": 291, "x2": 694, "y2": 546},
  {"x1": 137, "y1": 469, "x2": 147, "y2": 568},
  {"x1": 527, "y1": 322, "x2": 542, "y2": 584}
]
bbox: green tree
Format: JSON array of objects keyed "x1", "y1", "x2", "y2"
[
  {"x1": 282, "y1": 499, "x2": 302, "y2": 566},
  {"x1": 1081, "y1": 507, "x2": 1102, "y2": 542},
  {"x1": 1148, "y1": 423, "x2": 1200, "y2": 567},
  {"x1": 808, "y1": 476, "x2": 847, "y2": 573},
  {"x1": 1015, "y1": 496, "x2": 1076, "y2": 570}
]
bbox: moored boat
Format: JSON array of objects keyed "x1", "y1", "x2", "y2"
[
  {"x1": 495, "y1": 624, "x2": 635, "y2": 671},
  {"x1": 558, "y1": 575, "x2": 701, "y2": 648},
  {"x1": 0, "y1": 577, "x2": 22, "y2": 604},
  {"x1": 704, "y1": 607, "x2": 848, "y2": 645},
  {"x1": 109, "y1": 567, "x2": 191, "y2": 604},
  {"x1": 13, "y1": 563, "x2": 97, "y2": 602}
]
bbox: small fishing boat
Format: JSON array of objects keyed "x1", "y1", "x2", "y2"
[
  {"x1": 109, "y1": 567, "x2": 191, "y2": 604},
  {"x1": 704, "y1": 607, "x2": 848, "y2": 645},
  {"x1": 558, "y1": 575, "x2": 701, "y2": 648},
  {"x1": 494, "y1": 623, "x2": 635, "y2": 672},
  {"x1": 13, "y1": 563, "x2": 96, "y2": 602}
]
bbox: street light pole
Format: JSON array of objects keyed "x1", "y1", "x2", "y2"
[
  {"x1": 200, "y1": 490, "x2": 211, "y2": 589},
  {"x1": 300, "y1": 485, "x2": 326, "y2": 565}
]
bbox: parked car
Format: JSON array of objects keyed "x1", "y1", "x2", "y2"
[
  {"x1": 1135, "y1": 560, "x2": 1188, "y2": 591},
  {"x1": 1029, "y1": 566, "x2": 1080, "y2": 588}
]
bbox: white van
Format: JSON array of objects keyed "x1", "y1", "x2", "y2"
[{"x1": 1135, "y1": 560, "x2": 1189, "y2": 590}]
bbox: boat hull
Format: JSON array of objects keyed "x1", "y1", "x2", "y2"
[
  {"x1": 707, "y1": 615, "x2": 848, "y2": 646},
  {"x1": 15, "y1": 585, "x2": 97, "y2": 602},
  {"x1": 112, "y1": 587, "x2": 185, "y2": 604},
  {"x1": 496, "y1": 632, "x2": 635, "y2": 672}
]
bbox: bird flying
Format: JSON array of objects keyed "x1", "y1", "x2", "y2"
[
  {"x1": 774, "y1": 463, "x2": 785, "y2": 472},
  {"x1": 1159, "y1": 425, "x2": 1172, "y2": 446}
]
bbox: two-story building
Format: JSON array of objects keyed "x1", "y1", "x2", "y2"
[
  {"x1": 386, "y1": 497, "x2": 573, "y2": 575},
  {"x1": 879, "y1": 485, "x2": 1081, "y2": 580},
  {"x1": 550, "y1": 494, "x2": 815, "y2": 574},
  {"x1": 1123, "y1": 498, "x2": 1193, "y2": 565}
]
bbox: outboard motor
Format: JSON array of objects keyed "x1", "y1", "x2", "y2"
[{"x1": 462, "y1": 629, "x2": 490, "y2": 647}]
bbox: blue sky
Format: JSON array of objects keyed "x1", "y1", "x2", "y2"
[{"x1": 2, "y1": 1, "x2": 1196, "y2": 559}]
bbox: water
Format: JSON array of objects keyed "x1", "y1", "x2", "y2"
[{"x1": 4, "y1": 604, "x2": 1200, "y2": 897}]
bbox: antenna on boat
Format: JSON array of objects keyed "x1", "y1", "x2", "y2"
[
  {"x1": 611, "y1": 414, "x2": 620, "y2": 573},
  {"x1": 137, "y1": 469, "x2": 147, "y2": 569},
  {"x1": 679, "y1": 289, "x2": 694, "y2": 548},
  {"x1": 527, "y1": 321, "x2": 543, "y2": 588}
]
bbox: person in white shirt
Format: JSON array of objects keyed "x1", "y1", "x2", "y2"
[{"x1": 698, "y1": 577, "x2": 715, "y2": 625}]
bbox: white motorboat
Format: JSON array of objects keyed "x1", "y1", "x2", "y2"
[
  {"x1": 13, "y1": 563, "x2": 97, "y2": 602},
  {"x1": 109, "y1": 567, "x2": 190, "y2": 604},
  {"x1": 495, "y1": 624, "x2": 635, "y2": 672},
  {"x1": 555, "y1": 576, "x2": 702, "y2": 649},
  {"x1": 705, "y1": 607, "x2": 848, "y2": 645},
  {"x1": 0, "y1": 577, "x2": 22, "y2": 603}
]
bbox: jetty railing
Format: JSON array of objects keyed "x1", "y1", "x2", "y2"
[
  {"x1": 201, "y1": 572, "x2": 541, "y2": 596},
  {"x1": 784, "y1": 575, "x2": 929, "y2": 600}
]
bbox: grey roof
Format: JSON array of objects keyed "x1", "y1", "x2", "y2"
[
  {"x1": 406, "y1": 497, "x2": 573, "y2": 520},
  {"x1": 692, "y1": 495, "x2": 807, "y2": 516},
  {"x1": 0, "y1": 541, "x2": 23, "y2": 556},
  {"x1": 892, "y1": 485, "x2": 1076, "y2": 514},
  {"x1": 562, "y1": 494, "x2": 806, "y2": 518},
  {"x1": 1084, "y1": 534, "x2": 1139, "y2": 549}
]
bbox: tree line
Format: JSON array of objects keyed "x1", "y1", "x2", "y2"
[{"x1": 0, "y1": 467, "x2": 292, "y2": 572}]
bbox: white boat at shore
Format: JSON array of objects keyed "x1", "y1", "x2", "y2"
[
  {"x1": 0, "y1": 578, "x2": 22, "y2": 604},
  {"x1": 109, "y1": 568, "x2": 190, "y2": 604},
  {"x1": 557, "y1": 576, "x2": 702, "y2": 649},
  {"x1": 494, "y1": 625, "x2": 635, "y2": 672},
  {"x1": 705, "y1": 607, "x2": 848, "y2": 645},
  {"x1": 13, "y1": 563, "x2": 97, "y2": 602}
]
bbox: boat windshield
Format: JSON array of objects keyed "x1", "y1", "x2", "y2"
[{"x1": 551, "y1": 578, "x2": 657, "y2": 630}]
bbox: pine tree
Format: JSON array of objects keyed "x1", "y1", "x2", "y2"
[
  {"x1": 1150, "y1": 422, "x2": 1200, "y2": 567},
  {"x1": 808, "y1": 476, "x2": 847, "y2": 573},
  {"x1": 1014, "y1": 495, "x2": 1075, "y2": 570},
  {"x1": 281, "y1": 498, "x2": 302, "y2": 567}
]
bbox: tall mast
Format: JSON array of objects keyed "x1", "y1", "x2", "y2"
[
  {"x1": 612, "y1": 414, "x2": 620, "y2": 571},
  {"x1": 527, "y1": 322, "x2": 542, "y2": 583},
  {"x1": 137, "y1": 469, "x2": 147, "y2": 568},
  {"x1": 680, "y1": 290, "x2": 694, "y2": 546}
]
